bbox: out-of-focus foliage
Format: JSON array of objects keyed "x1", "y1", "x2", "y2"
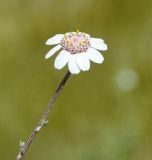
[{"x1": 0, "y1": 0, "x2": 152, "y2": 160}]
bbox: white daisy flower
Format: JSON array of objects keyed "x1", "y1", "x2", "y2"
[{"x1": 45, "y1": 30, "x2": 108, "y2": 74}]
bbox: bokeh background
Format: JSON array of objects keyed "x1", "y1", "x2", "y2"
[{"x1": 0, "y1": 0, "x2": 152, "y2": 160}]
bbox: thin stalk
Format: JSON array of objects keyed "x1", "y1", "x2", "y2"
[{"x1": 17, "y1": 70, "x2": 71, "y2": 160}]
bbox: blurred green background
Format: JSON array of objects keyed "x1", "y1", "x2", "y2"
[{"x1": 0, "y1": 0, "x2": 152, "y2": 160}]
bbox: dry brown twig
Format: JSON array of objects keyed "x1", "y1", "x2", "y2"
[{"x1": 17, "y1": 70, "x2": 71, "y2": 160}]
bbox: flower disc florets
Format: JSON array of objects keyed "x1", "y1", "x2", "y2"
[{"x1": 60, "y1": 32, "x2": 90, "y2": 54}]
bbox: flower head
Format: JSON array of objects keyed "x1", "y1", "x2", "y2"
[{"x1": 45, "y1": 31, "x2": 108, "y2": 74}]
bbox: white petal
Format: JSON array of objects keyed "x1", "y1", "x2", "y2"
[
  {"x1": 68, "y1": 55, "x2": 80, "y2": 74},
  {"x1": 45, "y1": 45, "x2": 61, "y2": 59},
  {"x1": 76, "y1": 53, "x2": 90, "y2": 71},
  {"x1": 87, "y1": 48, "x2": 104, "y2": 64},
  {"x1": 54, "y1": 50, "x2": 71, "y2": 70},
  {"x1": 90, "y1": 37, "x2": 104, "y2": 43},
  {"x1": 90, "y1": 38, "x2": 108, "y2": 51},
  {"x1": 46, "y1": 34, "x2": 64, "y2": 45},
  {"x1": 84, "y1": 33, "x2": 90, "y2": 38}
]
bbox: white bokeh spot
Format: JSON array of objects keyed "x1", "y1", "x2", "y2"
[{"x1": 115, "y1": 68, "x2": 139, "y2": 91}]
